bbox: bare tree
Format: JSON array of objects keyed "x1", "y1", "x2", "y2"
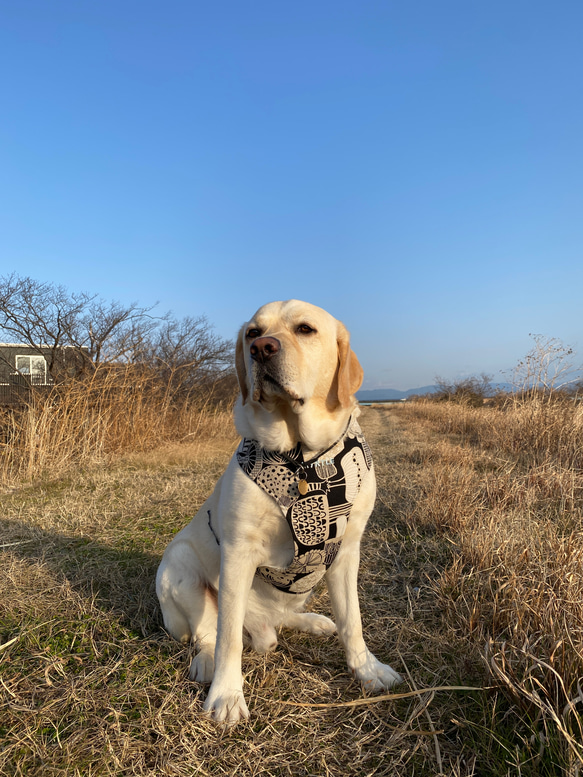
[
  {"x1": 140, "y1": 314, "x2": 234, "y2": 395},
  {"x1": 0, "y1": 274, "x2": 234, "y2": 391},
  {"x1": 75, "y1": 298, "x2": 161, "y2": 367},
  {"x1": 0, "y1": 274, "x2": 91, "y2": 375}
]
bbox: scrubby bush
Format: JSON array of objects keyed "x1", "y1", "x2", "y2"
[{"x1": 432, "y1": 374, "x2": 492, "y2": 407}]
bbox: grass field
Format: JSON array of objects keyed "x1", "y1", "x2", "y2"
[{"x1": 1, "y1": 401, "x2": 582, "y2": 776}]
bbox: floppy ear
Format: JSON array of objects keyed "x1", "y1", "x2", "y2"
[
  {"x1": 336, "y1": 322, "x2": 364, "y2": 408},
  {"x1": 235, "y1": 326, "x2": 249, "y2": 404}
]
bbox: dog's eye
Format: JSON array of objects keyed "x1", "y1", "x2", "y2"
[
  {"x1": 297, "y1": 324, "x2": 316, "y2": 335},
  {"x1": 246, "y1": 328, "x2": 261, "y2": 339}
]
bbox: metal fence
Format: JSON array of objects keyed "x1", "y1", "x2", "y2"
[{"x1": 0, "y1": 379, "x2": 53, "y2": 406}]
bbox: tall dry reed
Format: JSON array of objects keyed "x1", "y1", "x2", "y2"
[
  {"x1": 0, "y1": 366, "x2": 236, "y2": 485},
  {"x1": 407, "y1": 393, "x2": 583, "y2": 469}
]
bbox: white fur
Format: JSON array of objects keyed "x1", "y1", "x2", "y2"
[{"x1": 156, "y1": 300, "x2": 402, "y2": 723}]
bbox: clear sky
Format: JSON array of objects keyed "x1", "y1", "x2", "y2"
[{"x1": 1, "y1": 1, "x2": 582, "y2": 390}]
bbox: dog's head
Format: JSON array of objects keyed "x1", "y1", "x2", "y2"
[{"x1": 235, "y1": 300, "x2": 363, "y2": 416}]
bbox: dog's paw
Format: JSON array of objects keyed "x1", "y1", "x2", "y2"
[
  {"x1": 351, "y1": 652, "x2": 403, "y2": 692},
  {"x1": 284, "y1": 612, "x2": 337, "y2": 636},
  {"x1": 300, "y1": 613, "x2": 337, "y2": 636},
  {"x1": 203, "y1": 686, "x2": 249, "y2": 724},
  {"x1": 189, "y1": 650, "x2": 215, "y2": 684}
]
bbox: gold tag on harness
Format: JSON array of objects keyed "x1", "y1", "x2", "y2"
[{"x1": 298, "y1": 478, "x2": 309, "y2": 496}]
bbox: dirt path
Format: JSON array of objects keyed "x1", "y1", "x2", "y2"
[{"x1": 357, "y1": 406, "x2": 486, "y2": 775}]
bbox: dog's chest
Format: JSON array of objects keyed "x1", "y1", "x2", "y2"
[{"x1": 236, "y1": 418, "x2": 373, "y2": 594}]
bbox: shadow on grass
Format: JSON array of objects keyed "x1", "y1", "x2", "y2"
[{"x1": 0, "y1": 515, "x2": 163, "y2": 639}]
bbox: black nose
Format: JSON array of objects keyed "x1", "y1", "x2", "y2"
[{"x1": 250, "y1": 336, "x2": 281, "y2": 364}]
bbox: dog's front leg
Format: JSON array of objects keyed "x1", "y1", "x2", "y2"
[
  {"x1": 202, "y1": 542, "x2": 255, "y2": 723},
  {"x1": 326, "y1": 543, "x2": 402, "y2": 691}
]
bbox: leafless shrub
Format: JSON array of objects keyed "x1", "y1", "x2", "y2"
[
  {"x1": 511, "y1": 334, "x2": 580, "y2": 401},
  {"x1": 433, "y1": 374, "x2": 492, "y2": 408}
]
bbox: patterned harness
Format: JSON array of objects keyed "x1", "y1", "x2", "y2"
[{"x1": 234, "y1": 417, "x2": 373, "y2": 594}]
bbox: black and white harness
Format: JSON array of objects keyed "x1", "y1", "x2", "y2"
[{"x1": 231, "y1": 416, "x2": 373, "y2": 594}]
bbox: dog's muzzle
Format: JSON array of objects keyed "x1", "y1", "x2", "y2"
[{"x1": 249, "y1": 337, "x2": 304, "y2": 405}]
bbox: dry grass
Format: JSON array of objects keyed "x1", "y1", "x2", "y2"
[
  {"x1": 398, "y1": 397, "x2": 583, "y2": 773},
  {"x1": 0, "y1": 366, "x2": 233, "y2": 486},
  {"x1": 2, "y1": 398, "x2": 582, "y2": 775}
]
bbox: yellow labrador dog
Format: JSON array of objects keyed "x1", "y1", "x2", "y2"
[{"x1": 156, "y1": 300, "x2": 402, "y2": 722}]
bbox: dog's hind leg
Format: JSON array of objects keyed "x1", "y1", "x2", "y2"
[{"x1": 156, "y1": 541, "x2": 218, "y2": 683}]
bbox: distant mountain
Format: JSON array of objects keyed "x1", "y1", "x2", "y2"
[
  {"x1": 404, "y1": 385, "x2": 440, "y2": 397},
  {"x1": 356, "y1": 386, "x2": 438, "y2": 401},
  {"x1": 356, "y1": 389, "x2": 405, "y2": 401},
  {"x1": 357, "y1": 382, "x2": 518, "y2": 402}
]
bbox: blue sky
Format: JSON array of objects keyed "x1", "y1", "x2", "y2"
[{"x1": 1, "y1": 1, "x2": 582, "y2": 390}]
